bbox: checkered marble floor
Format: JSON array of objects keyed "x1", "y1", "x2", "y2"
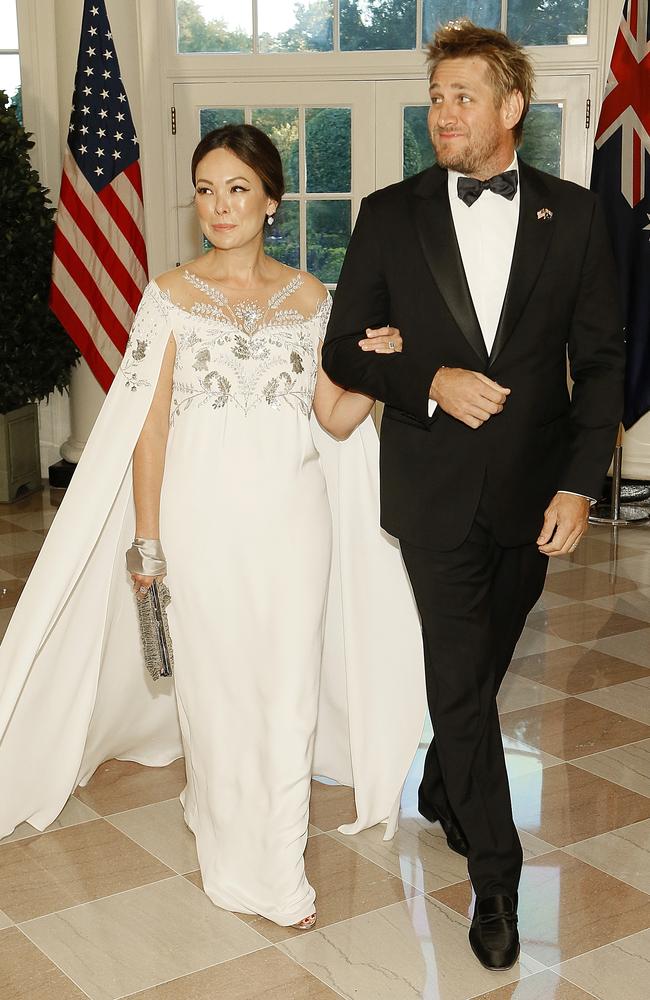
[{"x1": 1, "y1": 487, "x2": 650, "y2": 999}]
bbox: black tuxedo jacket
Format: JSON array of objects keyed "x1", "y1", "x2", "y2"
[{"x1": 322, "y1": 160, "x2": 625, "y2": 550}]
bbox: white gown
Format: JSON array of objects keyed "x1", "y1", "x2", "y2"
[{"x1": 0, "y1": 270, "x2": 426, "y2": 926}]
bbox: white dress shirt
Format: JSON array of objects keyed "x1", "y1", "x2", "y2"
[
  {"x1": 427, "y1": 155, "x2": 518, "y2": 417},
  {"x1": 448, "y1": 154, "x2": 519, "y2": 356}
]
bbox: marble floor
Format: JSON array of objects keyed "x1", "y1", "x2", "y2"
[{"x1": 1, "y1": 488, "x2": 650, "y2": 999}]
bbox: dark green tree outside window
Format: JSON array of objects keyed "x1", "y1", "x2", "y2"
[{"x1": 341, "y1": 0, "x2": 416, "y2": 50}]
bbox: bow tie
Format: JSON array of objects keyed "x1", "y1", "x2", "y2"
[{"x1": 457, "y1": 170, "x2": 518, "y2": 207}]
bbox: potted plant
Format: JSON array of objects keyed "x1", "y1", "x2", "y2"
[{"x1": 0, "y1": 92, "x2": 78, "y2": 502}]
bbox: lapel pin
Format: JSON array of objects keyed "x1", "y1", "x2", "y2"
[{"x1": 537, "y1": 207, "x2": 553, "y2": 221}]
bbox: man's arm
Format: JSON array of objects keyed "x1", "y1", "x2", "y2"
[
  {"x1": 322, "y1": 197, "x2": 441, "y2": 424},
  {"x1": 560, "y1": 196, "x2": 625, "y2": 499},
  {"x1": 537, "y1": 197, "x2": 625, "y2": 557}
]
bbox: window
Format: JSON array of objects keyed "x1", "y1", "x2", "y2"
[
  {"x1": 175, "y1": 0, "x2": 589, "y2": 54},
  {"x1": 0, "y1": 0, "x2": 21, "y2": 123}
]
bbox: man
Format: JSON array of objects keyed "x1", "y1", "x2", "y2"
[{"x1": 322, "y1": 20, "x2": 624, "y2": 971}]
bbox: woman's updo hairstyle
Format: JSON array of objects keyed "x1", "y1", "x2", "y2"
[{"x1": 191, "y1": 124, "x2": 285, "y2": 213}]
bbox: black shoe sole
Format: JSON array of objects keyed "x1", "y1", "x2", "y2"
[{"x1": 469, "y1": 937, "x2": 520, "y2": 972}]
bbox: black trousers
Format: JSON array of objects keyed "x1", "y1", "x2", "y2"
[{"x1": 400, "y1": 496, "x2": 548, "y2": 899}]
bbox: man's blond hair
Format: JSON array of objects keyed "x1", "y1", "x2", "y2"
[{"x1": 425, "y1": 19, "x2": 535, "y2": 144}]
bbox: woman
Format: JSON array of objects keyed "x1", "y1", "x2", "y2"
[{"x1": 0, "y1": 126, "x2": 425, "y2": 929}]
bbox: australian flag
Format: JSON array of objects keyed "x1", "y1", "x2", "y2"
[{"x1": 591, "y1": 0, "x2": 650, "y2": 429}]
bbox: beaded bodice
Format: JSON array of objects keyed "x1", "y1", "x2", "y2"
[{"x1": 120, "y1": 270, "x2": 331, "y2": 421}]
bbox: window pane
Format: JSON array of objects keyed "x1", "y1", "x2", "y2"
[
  {"x1": 252, "y1": 108, "x2": 299, "y2": 193},
  {"x1": 306, "y1": 108, "x2": 351, "y2": 193},
  {"x1": 176, "y1": 0, "x2": 252, "y2": 53},
  {"x1": 0, "y1": 54, "x2": 21, "y2": 124},
  {"x1": 307, "y1": 201, "x2": 351, "y2": 284},
  {"x1": 258, "y1": 0, "x2": 333, "y2": 53},
  {"x1": 0, "y1": 1, "x2": 19, "y2": 49},
  {"x1": 423, "y1": 1, "x2": 500, "y2": 45},
  {"x1": 341, "y1": 0, "x2": 416, "y2": 51},
  {"x1": 508, "y1": 0, "x2": 588, "y2": 46},
  {"x1": 266, "y1": 200, "x2": 300, "y2": 268},
  {"x1": 199, "y1": 107, "x2": 245, "y2": 138},
  {"x1": 403, "y1": 105, "x2": 434, "y2": 179},
  {"x1": 519, "y1": 103, "x2": 562, "y2": 176}
]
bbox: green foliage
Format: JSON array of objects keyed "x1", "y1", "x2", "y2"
[
  {"x1": 507, "y1": 0, "x2": 588, "y2": 46},
  {"x1": 519, "y1": 104, "x2": 561, "y2": 176},
  {"x1": 305, "y1": 108, "x2": 351, "y2": 192},
  {"x1": 260, "y1": 1, "x2": 333, "y2": 52},
  {"x1": 423, "y1": 0, "x2": 500, "y2": 42},
  {"x1": 0, "y1": 93, "x2": 78, "y2": 414},
  {"x1": 8, "y1": 85, "x2": 22, "y2": 126},
  {"x1": 176, "y1": 0, "x2": 251, "y2": 52},
  {"x1": 341, "y1": 0, "x2": 416, "y2": 50}
]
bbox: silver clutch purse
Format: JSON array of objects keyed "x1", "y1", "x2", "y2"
[{"x1": 135, "y1": 580, "x2": 174, "y2": 681}]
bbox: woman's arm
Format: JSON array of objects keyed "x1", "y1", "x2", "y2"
[
  {"x1": 130, "y1": 335, "x2": 176, "y2": 592},
  {"x1": 313, "y1": 327, "x2": 401, "y2": 440}
]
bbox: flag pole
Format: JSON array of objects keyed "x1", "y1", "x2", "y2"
[{"x1": 589, "y1": 425, "x2": 650, "y2": 526}]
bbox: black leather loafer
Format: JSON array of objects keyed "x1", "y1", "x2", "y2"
[
  {"x1": 418, "y1": 796, "x2": 469, "y2": 858},
  {"x1": 469, "y1": 894, "x2": 520, "y2": 971}
]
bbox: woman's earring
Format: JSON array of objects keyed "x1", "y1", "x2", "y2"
[{"x1": 267, "y1": 214, "x2": 275, "y2": 226}]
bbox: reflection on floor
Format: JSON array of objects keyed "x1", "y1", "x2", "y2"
[{"x1": 1, "y1": 487, "x2": 650, "y2": 999}]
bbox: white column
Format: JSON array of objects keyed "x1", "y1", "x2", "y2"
[{"x1": 59, "y1": 361, "x2": 107, "y2": 463}]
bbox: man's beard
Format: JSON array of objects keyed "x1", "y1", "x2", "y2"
[{"x1": 433, "y1": 129, "x2": 501, "y2": 178}]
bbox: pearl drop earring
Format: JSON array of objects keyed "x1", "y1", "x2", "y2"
[{"x1": 267, "y1": 214, "x2": 275, "y2": 226}]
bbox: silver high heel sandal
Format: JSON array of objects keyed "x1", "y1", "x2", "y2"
[{"x1": 293, "y1": 911, "x2": 316, "y2": 930}]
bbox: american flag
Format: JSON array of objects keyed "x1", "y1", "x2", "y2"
[
  {"x1": 591, "y1": 0, "x2": 650, "y2": 428},
  {"x1": 50, "y1": 0, "x2": 148, "y2": 392}
]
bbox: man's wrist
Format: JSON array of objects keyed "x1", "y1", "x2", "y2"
[
  {"x1": 557, "y1": 490, "x2": 596, "y2": 506},
  {"x1": 429, "y1": 365, "x2": 446, "y2": 401}
]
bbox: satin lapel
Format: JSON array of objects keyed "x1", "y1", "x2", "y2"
[
  {"x1": 489, "y1": 161, "x2": 555, "y2": 366},
  {"x1": 412, "y1": 168, "x2": 488, "y2": 366}
]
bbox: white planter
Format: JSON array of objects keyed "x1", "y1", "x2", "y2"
[{"x1": 0, "y1": 403, "x2": 42, "y2": 503}]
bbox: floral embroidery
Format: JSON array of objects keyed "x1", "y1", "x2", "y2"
[
  {"x1": 120, "y1": 284, "x2": 174, "y2": 391},
  {"x1": 122, "y1": 274, "x2": 332, "y2": 418}
]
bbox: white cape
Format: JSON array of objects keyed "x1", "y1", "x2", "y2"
[{"x1": 0, "y1": 308, "x2": 425, "y2": 842}]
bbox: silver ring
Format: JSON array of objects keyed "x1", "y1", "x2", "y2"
[
  {"x1": 388, "y1": 340, "x2": 396, "y2": 350},
  {"x1": 139, "y1": 586, "x2": 148, "y2": 594}
]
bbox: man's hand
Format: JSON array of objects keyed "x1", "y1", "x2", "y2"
[
  {"x1": 358, "y1": 326, "x2": 403, "y2": 354},
  {"x1": 537, "y1": 493, "x2": 590, "y2": 556},
  {"x1": 429, "y1": 367, "x2": 510, "y2": 429}
]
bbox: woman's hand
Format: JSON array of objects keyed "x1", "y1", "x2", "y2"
[
  {"x1": 131, "y1": 573, "x2": 158, "y2": 599},
  {"x1": 358, "y1": 326, "x2": 402, "y2": 354}
]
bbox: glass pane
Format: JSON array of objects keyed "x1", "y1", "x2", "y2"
[
  {"x1": 519, "y1": 103, "x2": 562, "y2": 176},
  {"x1": 0, "y1": 1, "x2": 19, "y2": 48},
  {"x1": 0, "y1": 55, "x2": 21, "y2": 124},
  {"x1": 266, "y1": 200, "x2": 300, "y2": 268},
  {"x1": 176, "y1": 0, "x2": 252, "y2": 53},
  {"x1": 508, "y1": 0, "x2": 588, "y2": 46},
  {"x1": 306, "y1": 108, "x2": 351, "y2": 193},
  {"x1": 258, "y1": 0, "x2": 333, "y2": 53},
  {"x1": 199, "y1": 107, "x2": 245, "y2": 138},
  {"x1": 252, "y1": 108, "x2": 299, "y2": 194},
  {"x1": 307, "y1": 200, "x2": 351, "y2": 284},
  {"x1": 341, "y1": 0, "x2": 416, "y2": 51},
  {"x1": 403, "y1": 106, "x2": 435, "y2": 179},
  {"x1": 422, "y1": 0, "x2": 500, "y2": 45}
]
